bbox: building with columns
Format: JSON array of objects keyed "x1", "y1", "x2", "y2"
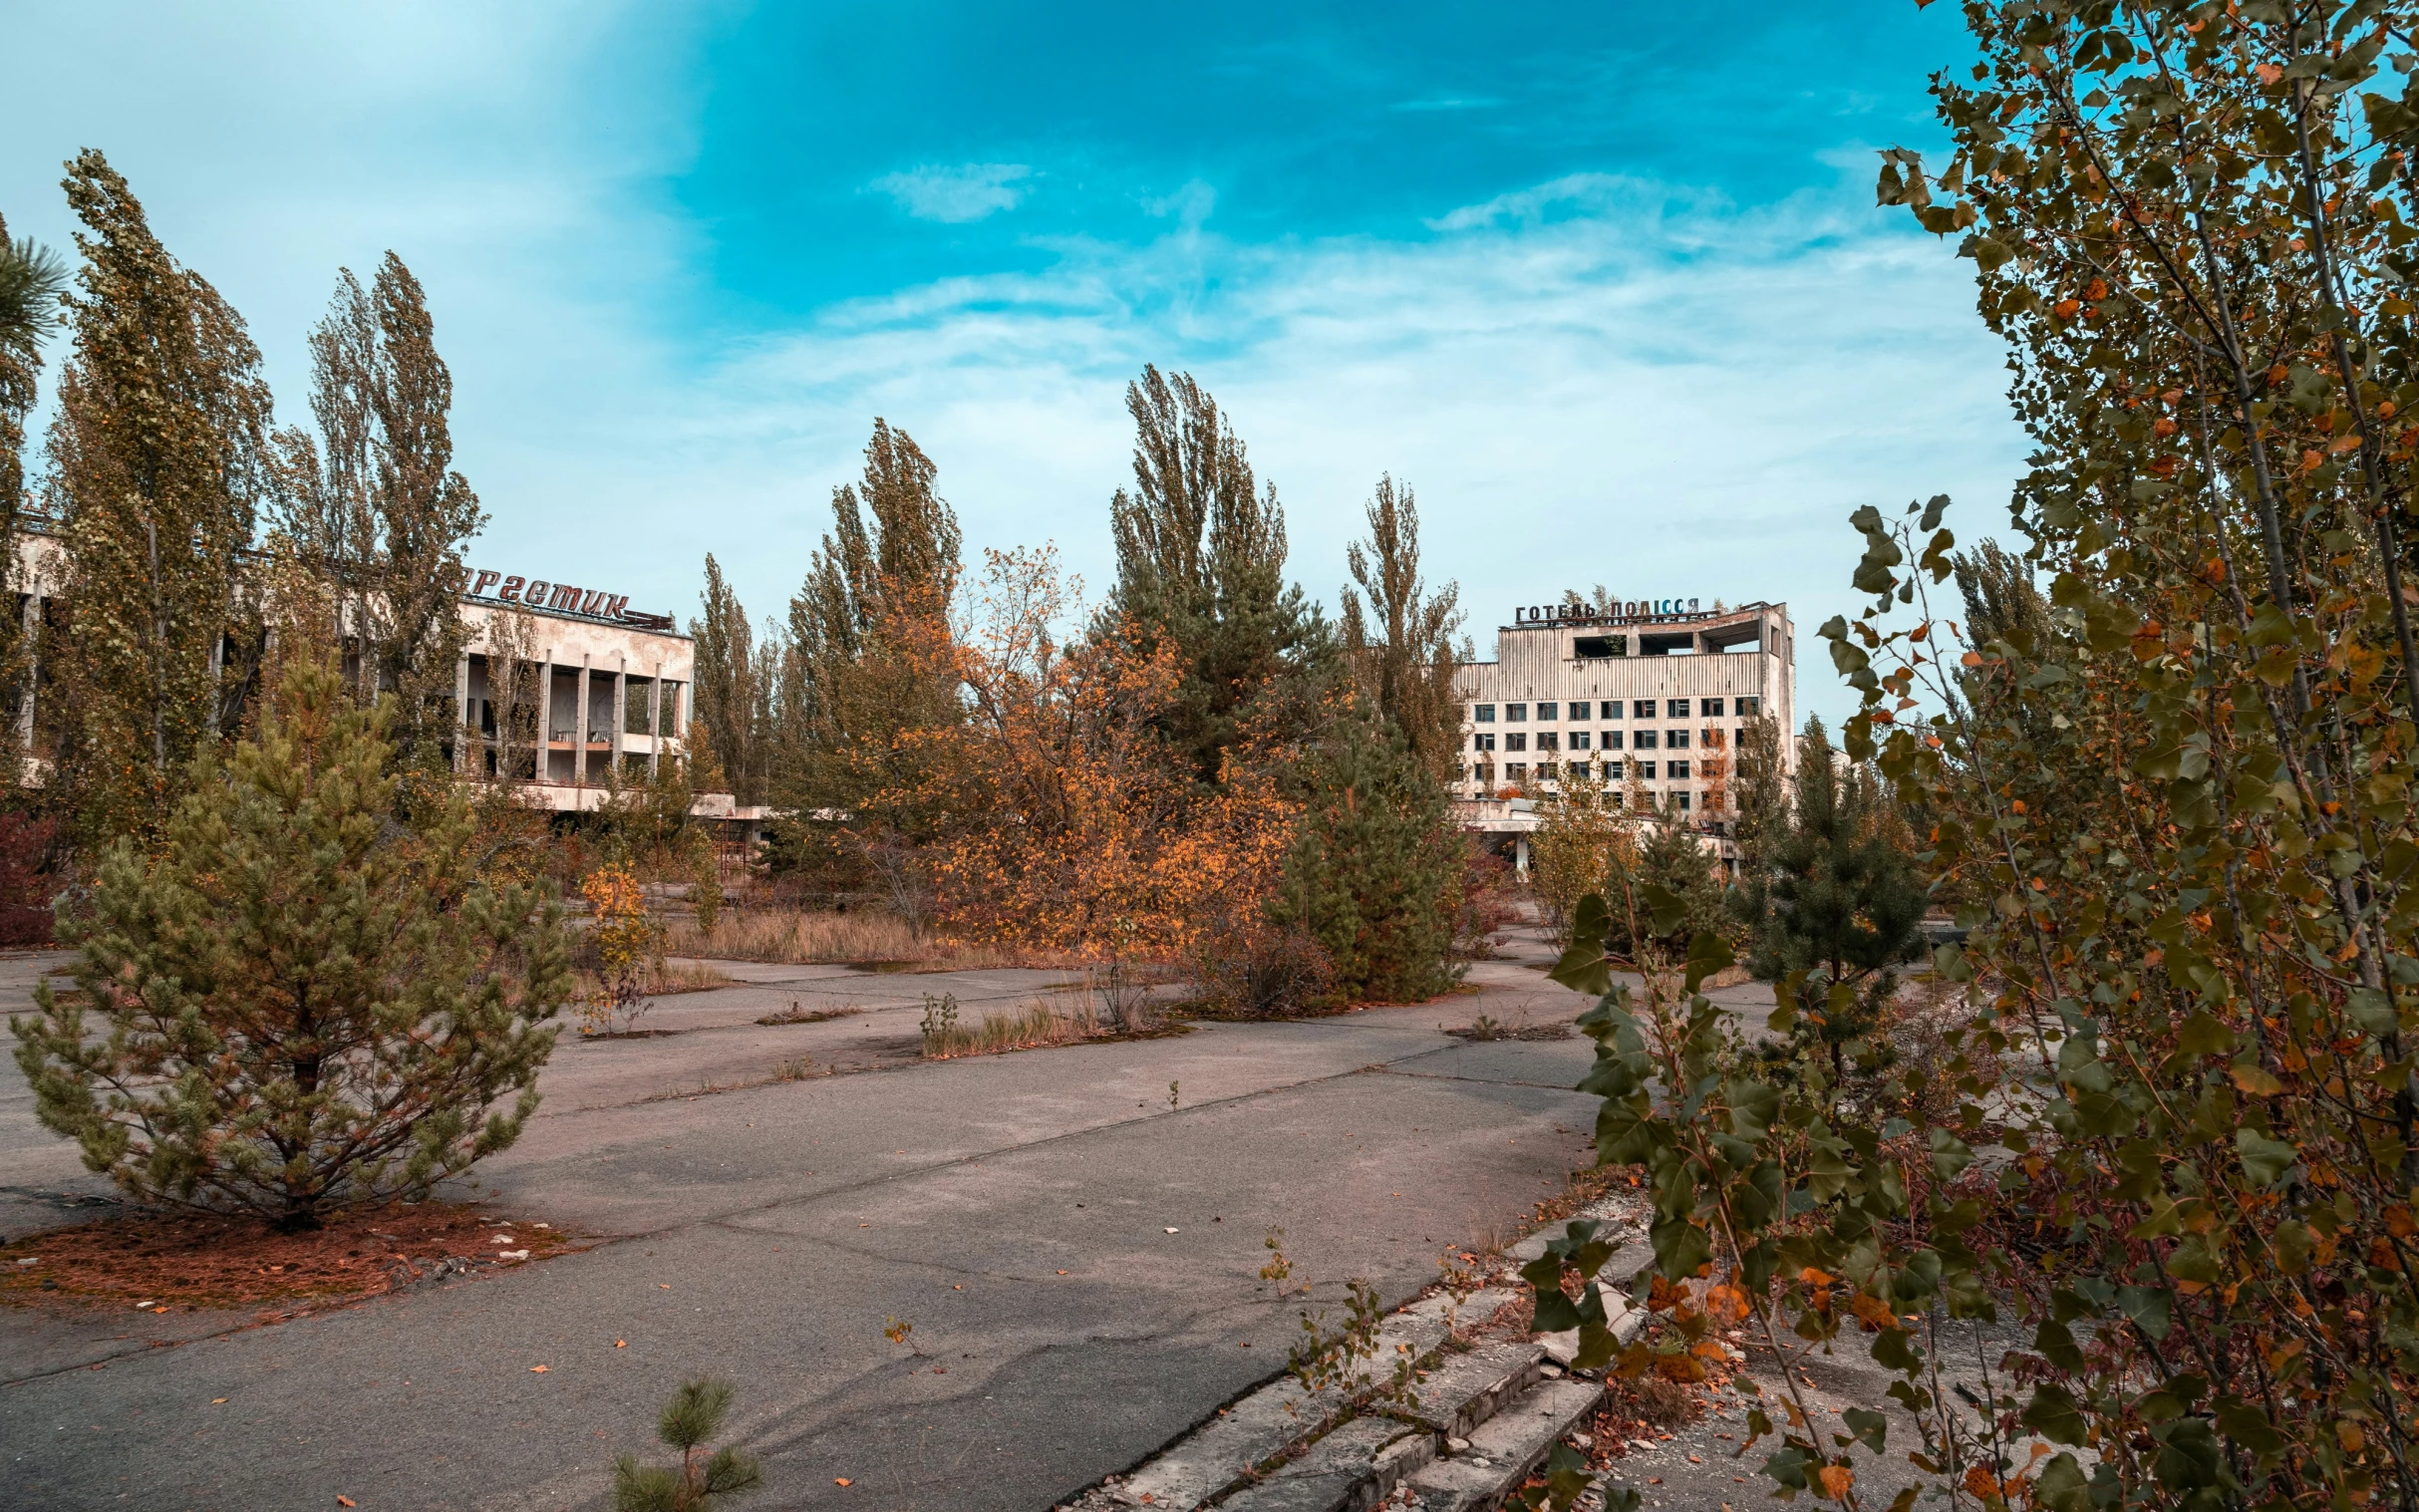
[{"x1": 10, "y1": 527, "x2": 726, "y2": 817}]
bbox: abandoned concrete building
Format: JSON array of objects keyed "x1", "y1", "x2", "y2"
[
  {"x1": 8, "y1": 527, "x2": 740, "y2": 818},
  {"x1": 1453, "y1": 598, "x2": 1799, "y2": 868}
]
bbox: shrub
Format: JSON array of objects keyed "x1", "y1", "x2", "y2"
[{"x1": 9, "y1": 659, "x2": 570, "y2": 1230}]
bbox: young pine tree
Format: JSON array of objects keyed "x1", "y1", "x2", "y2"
[
  {"x1": 612, "y1": 1377, "x2": 762, "y2": 1512},
  {"x1": 1273, "y1": 708, "x2": 1458, "y2": 1005},
  {"x1": 10, "y1": 656, "x2": 571, "y2": 1230},
  {"x1": 1747, "y1": 716, "x2": 1925, "y2": 1075}
]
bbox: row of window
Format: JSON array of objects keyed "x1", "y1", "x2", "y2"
[
  {"x1": 1470, "y1": 696, "x2": 1760, "y2": 724},
  {"x1": 1467, "y1": 758, "x2": 1694, "y2": 782},
  {"x1": 1472, "y1": 726, "x2": 1733, "y2": 754},
  {"x1": 1461, "y1": 769, "x2": 1698, "y2": 810}
]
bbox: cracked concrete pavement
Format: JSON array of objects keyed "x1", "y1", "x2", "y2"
[{"x1": 0, "y1": 938, "x2": 1662, "y2": 1511}]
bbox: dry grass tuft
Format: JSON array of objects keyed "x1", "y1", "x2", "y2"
[{"x1": 663, "y1": 908, "x2": 1062, "y2": 970}]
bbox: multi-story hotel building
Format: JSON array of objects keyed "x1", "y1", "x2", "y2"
[
  {"x1": 10, "y1": 525, "x2": 719, "y2": 816},
  {"x1": 1452, "y1": 597, "x2": 1797, "y2": 832}
]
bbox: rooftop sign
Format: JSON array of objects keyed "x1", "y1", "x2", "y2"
[
  {"x1": 1513, "y1": 597, "x2": 1701, "y2": 625},
  {"x1": 466, "y1": 569, "x2": 675, "y2": 630}
]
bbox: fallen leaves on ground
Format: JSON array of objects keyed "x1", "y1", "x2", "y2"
[{"x1": 0, "y1": 1201, "x2": 576, "y2": 1312}]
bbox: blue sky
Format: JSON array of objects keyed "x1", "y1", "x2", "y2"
[{"x1": 3, "y1": 1, "x2": 2016, "y2": 729}]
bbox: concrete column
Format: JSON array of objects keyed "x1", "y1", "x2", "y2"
[
  {"x1": 611, "y1": 657, "x2": 626, "y2": 780},
  {"x1": 538, "y1": 653, "x2": 553, "y2": 784},
  {"x1": 17, "y1": 594, "x2": 36, "y2": 752},
  {"x1": 648, "y1": 665, "x2": 662, "y2": 776},
  {"x1": 454, "y1": 653, "x2": 471, "y2": 773},
  {"x1": 1514, "y1": 833, "x2": 1530, "y2": 877},
  {"x1": 575, "y1": 659, "x2": 592, "y2": 788}
]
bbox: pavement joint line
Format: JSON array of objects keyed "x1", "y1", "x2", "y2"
[
  {"x1": 542, "y1": 1038, "x2": 1593, "y2": 1249},
  {"x1": 0, "y1": 1006, "x2": 1595, "y2": 1394}
]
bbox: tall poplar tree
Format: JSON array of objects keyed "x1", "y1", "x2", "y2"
[
  {"x1": 44, "y1": 151, "x2": 272, "y2": 839},
  {"x1": 688, "y1": 554, "x2": 765, "y2": 804},
  {"x1": 1103, "y1": 366, "x2": 1336, "y2": 783},
  {"x1": 775, "y1": 420, "x2": 964, "y2": 891},
  {"x1": 273, "y1": 253, "x2": 482, "y2": 769},
  {"x1": 1339, "y1": 473, "x2": 1466, "y2": 782}
]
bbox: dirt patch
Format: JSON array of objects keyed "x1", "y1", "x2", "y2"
[
  {"x1": 0, "y1": 1201, "x2": 577, "y2": 1314},
  {"x1": 756, "y1": 1003, "x2": 864, "y2": 1026}
]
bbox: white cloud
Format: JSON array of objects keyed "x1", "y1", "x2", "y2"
[
  {"x1": 646, "y1": 170, "x2": 2021, "y2": 731},
  {"x1": 871, "y1": 163, "x2": 1035, "y2": 223},
  {"x1": 0, "y1": 3, "x2": 2019, "y2": 734}
]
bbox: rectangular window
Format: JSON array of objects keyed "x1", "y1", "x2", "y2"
[
  {"x1": 1537, "y1": 732, "x2": 1559, "y2": 753},
  {"x1": 1506, "y1": 703, "x2": 1528, "y2": 722},
  {"x1": 1506, "y1": 761, "x2": 1528, "y2": 780},
  {"x1": 1573, "y1": 635, "x2": 1627, "y2": 659},
  {"x1": 1475, "y1": 733, "x2": 1497, "y2": 753},
  {"x1": 1474, "y1": 704, "x2": 1496, "y2": 723},
  {"x1": 1605, "y1": 759, "x2": 1625, "y2": 780},
  {"x1": 1537, "y1": 702, "x2": 1558, "y2": 721},
  {"x1": 1476, "y1": 763, "x2": 1495, "y2": 785},
  {"x1": 1670, "y1": 791, "x2": 1691, "y2": 812},
  {"x1": 1538, "y1": 760, "x2": 1559, "y2": 779},
  {"x1": 1506, "y1": 732, "x2": 1528, "y2": 753},
  {"x1": 1638, "y1": 760, "x2": 1658, "y2": 779},
  {"x1": 1569, "y1": 731, "x2": 1591, "y2": 751},
  {"x1": 1668, "y1": 759, "x2": 1691, "y2": 779},
  {"x1": 1667, "y1": 729, "x2": 1689, "y2": 750},
  {"x1": 1634, "y1": 730, "x2": 1659, "y2": 751},
  {"x1": 1701, "y1": 697, "x2": 1725, "y2": 717},
  {"x1": 1632, "y1": 699, "x2": 1656, "y2": 719},
  {"x1": 1702, "y1": 728, "x2": 1725, "y2": 750},
  {"x1": 1568, "y1": 701, "x2": 1592, "y2": 720},
  {"x1": 1666, "y1": 698, "x2": 1690, "y2": 718},
  {"x1": 1603, "y1": 702, "x2": 1623, "y2": 720},
  {"x1": 1736, "y1": 696, "x2": 1761, "y2": 717},
  {"x1": 1567, "y1": 760, "x2": 1591, "y2": 779},
  {"x1": 1602, "y1": 730, "x2": 1623, "y2": 751}
]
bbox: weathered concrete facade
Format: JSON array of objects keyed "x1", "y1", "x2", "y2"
[
  {"x1": 1452, "y1": 599, "x2": 1797, "y2": 829},
  {"x1": 9, "y1": 529, "x2": 713, "y2": 816}
]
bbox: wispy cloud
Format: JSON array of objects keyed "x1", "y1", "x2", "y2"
[
  {"x1": 871, "y1": 162, "x2": 1034, "y2": 223},
  {"x1": 643, "y1": 167, "x2": 2019, "y2": 731},
  {"x1": 1390, "y1": 95, "x2": 1504, "y2": 113}
]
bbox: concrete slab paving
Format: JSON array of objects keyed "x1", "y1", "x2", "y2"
[{"x1": 0, "y1": 938, "x2": 1620, "y2": 1511}]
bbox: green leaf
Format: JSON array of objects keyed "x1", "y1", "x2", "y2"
[
  {"x1": 1650, "y1": 1215, "x2": 1711, "y2": 1279},
  {"x1": 2116, "y1": 1284, "x2": 2173, "y2": 1341},
  {"x1": 2032, "y1": 1453, "x2": 2090, "y2": 1511},
  {"x1": 1548, "y1": 938, "x2": 1612, "y2": 999},
  {"x1": 1841, "y1": 1406, "x2": 1888, "y2": 1453},
  {"x1": 2021, "y1": 1383, "x2": 2088, "y2": 1445},
  {"x1": 1642, "y1": 884, "x2": 1688, "y2": 938},
  {"x1": 1682, "y1": 931, "x2": 1733, "y2": 994},
  {"x1": 2236, "y1": 1126, "x2": 2296, "y2": 1189}
]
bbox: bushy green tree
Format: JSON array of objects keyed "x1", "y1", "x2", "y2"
[
  {"x1": 1603, "y1": 811, "x2": 1727, "y2": 960},
  {"x1": 1272, "y1": 708, "x2": 1458, "y2": 1004},
  {"x1": 1103, "y1": 366, "x2": 1339, "y2": 784},
  {"x1": 1745, "y1": 716, "x2": 1926, "y2": 1076},
  {"x1": 10, "y1": 657, "x2": 569, "y2": 1230},
  {"x1": 1524, "y1": 8, "x2": 2419, "y2": 1508}
]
